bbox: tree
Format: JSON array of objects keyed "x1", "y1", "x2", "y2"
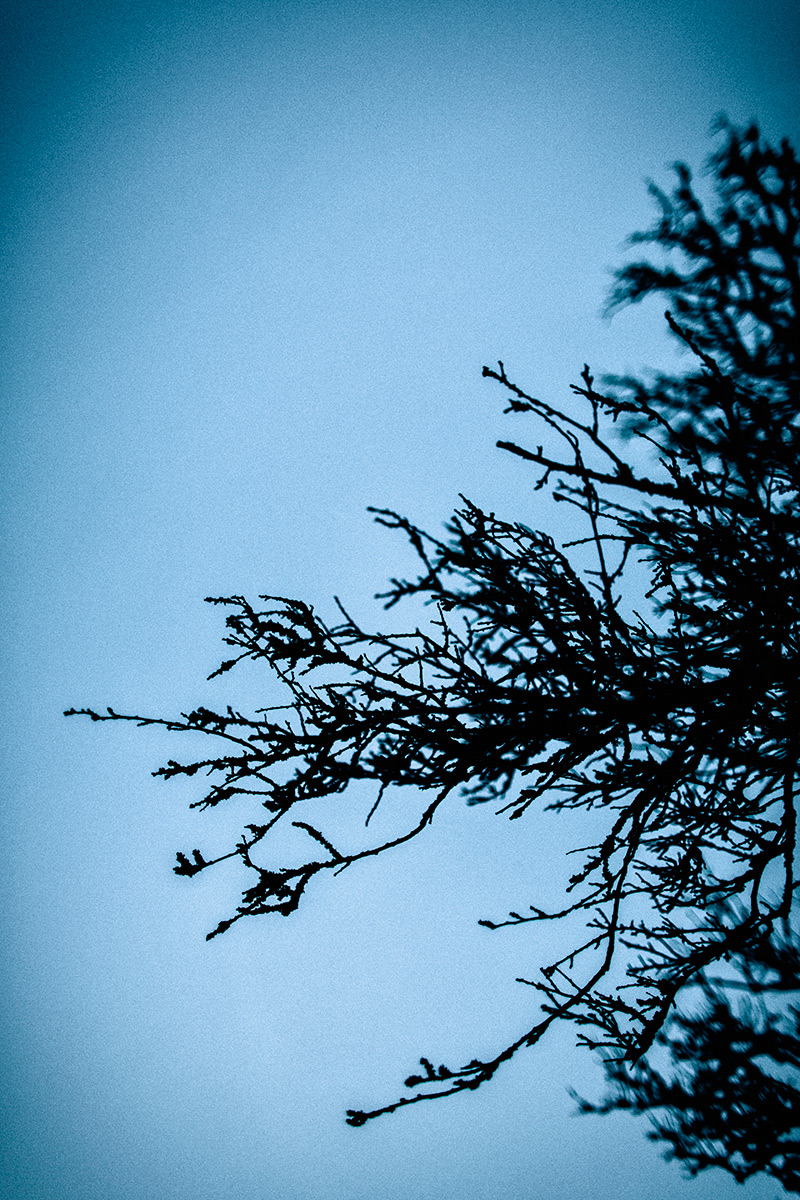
[
  {"x1": 68, "y1": 119, "x2": 800, "y2": 1191},
  {"x1": 576, "y1": 911, "x2": 800, "y2": 1189}
]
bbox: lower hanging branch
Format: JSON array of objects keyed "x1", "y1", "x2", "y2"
[{"x1": 345, "y1": 1026, "x2": 539, "y2": 1126}]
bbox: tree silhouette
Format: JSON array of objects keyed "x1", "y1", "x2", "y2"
[
  {"x1": 576, "y1": 909, "x2": 800, "y2": 1191},
  {"x1": 68, "y1": 119, "x2": 800, "y2": 1189}
]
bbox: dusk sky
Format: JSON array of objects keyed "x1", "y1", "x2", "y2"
[{"x1": 3, "y1": 2, "x2": 800, "y2": 1198}]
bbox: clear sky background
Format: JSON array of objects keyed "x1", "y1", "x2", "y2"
[{"x1": 2, "y1": 2, "x2": 799, "y2": 1198}]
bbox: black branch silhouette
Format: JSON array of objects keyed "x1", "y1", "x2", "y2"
[{"x1": 67, "y1": 119, "x2": 800, "y2": 1191}]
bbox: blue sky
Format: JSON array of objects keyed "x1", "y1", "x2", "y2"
[{"x1": 2, "y1": 2, "x2": 799, "y2": 1198}]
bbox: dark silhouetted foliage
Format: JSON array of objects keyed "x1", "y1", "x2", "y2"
[
  {"x1": 576, "y1": 902, "x2": 800, "y2": 1191},
  {"x1": 68, "y1": 119, "x2": 800, "y2": 1189}
]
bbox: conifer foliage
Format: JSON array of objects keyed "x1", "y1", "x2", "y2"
[{"x1": 68, "y1": 121, "x2": 800, "y2": 1190}]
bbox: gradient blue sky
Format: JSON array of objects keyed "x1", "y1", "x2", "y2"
[{"x1": 3, "y1": 2, "x2": 799, "y2": 1198}]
